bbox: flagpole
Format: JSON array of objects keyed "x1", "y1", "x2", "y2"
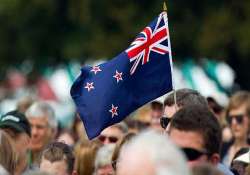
[{"x1": 163, "y1": 2, "x2": 177, "y2": 110}]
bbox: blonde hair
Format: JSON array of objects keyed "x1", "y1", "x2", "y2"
[
  {"x1": 0, "y1": 130, "x2": 17, "y2": 174},
  {"x1": 227, "y1": 91, "x2": 250, "y2": 116},
  {"x1": 74, "y1": 140, "x2": 102, "y2": 175}
]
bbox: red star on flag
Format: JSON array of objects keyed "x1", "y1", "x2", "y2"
[
  {"x1": 109, "y1": 104, "x2": 118, "y2": 118},
  {"x1": 113, "y1": 70, "x2": 123, "y2": 83},
  {"x1": 84, "y1": 82, "x2": 94, "y2": 92},
  {"x1": 91, "y1": 66, "x2": 102, "y2": 74}
]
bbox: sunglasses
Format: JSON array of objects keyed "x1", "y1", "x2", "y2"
[
  {"x1": 227, "y1": 114, "x2": 244, "y2": 125},
  {"x1": 98, "y1": 135, "x2": 118, "y2": 143},
  {"x1": 182, "y1": 147, "x2": 209, "y2": 161},
  {"x1": 160, "y1": 116, "x2": 171, "y2": 129}
]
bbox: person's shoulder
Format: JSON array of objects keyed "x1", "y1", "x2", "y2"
[{"x1": 217, "y1": 163, "x2": 234, "y2": 175}]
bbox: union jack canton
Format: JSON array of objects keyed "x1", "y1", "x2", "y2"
[{"x1": 126, "y1": 12, "x2": 171, "y2": 75}]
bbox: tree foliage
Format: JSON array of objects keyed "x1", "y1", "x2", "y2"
[{"x1": 0, "y1": 0, "x2": 250, "y2": 88}]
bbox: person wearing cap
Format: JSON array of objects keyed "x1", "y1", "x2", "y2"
[
  {"x1": 230, "y1": 147, "x2": 250, "y2": 175},
  {"x1": 0, "y1": 110, "x2": 35, "y2": 175}
]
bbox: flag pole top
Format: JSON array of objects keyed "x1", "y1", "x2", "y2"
[{"x1": 163, "y1": 2, "x2": 167, "y2": 12}]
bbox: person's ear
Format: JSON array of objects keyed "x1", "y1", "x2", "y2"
[
  {"x1": 72, "y1": 170, "x2": 78, "y2": 175},
  {"x1": 209, "y1": 153, "x2": 220, "y2": 165}
]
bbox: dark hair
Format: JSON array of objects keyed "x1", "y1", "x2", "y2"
[
  {"x1": 207, "y1": 97, "x2": 223, "y2": 114},
  {"x1": 41, "y1": 142, "x2": 75, "y2": 174},
  {"x1": 169, "y1": 105, "x2": 222, "y2": 154},
  {"x1": 151, "y1": 101, "x2": 163, "y2": 110},
  {"x1": 164, "y1": 88, "x2": 208, "y2": 108}
]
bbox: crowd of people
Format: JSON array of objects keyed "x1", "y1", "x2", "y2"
[{"x1": 0, "y1": 88, "x2": 250, "y2": 175}]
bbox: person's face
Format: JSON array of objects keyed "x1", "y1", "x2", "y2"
[
  {"x1": 169, "y1": 128, "x2": 209, "y2": 167},
  {"x1": 98, "y1": 126, "x2": 123, "y2": 144},
  {"x1": 150, "y1": 109, "x2": 163, "y2": 131},
  {"x1": 163, "y1": 105, "x2": 179, "y2": 132},
  {"x1": 96, "y1": 165, "x2": 114, "y2": 175},
  {"x1": 40, "y1": 158, "x2": 69, "y2": 175},
  {"x1": 228, "y1": 105, "x2": 249, "y2": 140},
  {"x1": 164, "y1": 105, "x2": 178, "y2": 119},
  {"x1": 28, "y1": 117, "x2": 53, "y2": 151}
]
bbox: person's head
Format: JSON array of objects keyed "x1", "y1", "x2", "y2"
[
  {"x1": 117, "y1": 130, "x2": 191, "y2": 175},
  {"x1": 26, "y1": 101, "x2": 58, "y2": 152},
  {"x1": 231, "y1": 147, "x2": 250, "y2": 175},
  {"x1": 0, "y1": 110, "x2": 31, "y2": 160},
  {"x1": 111, "y1": 133, "x2": 136, "y2": 171},
  {"x1": 0, "y1": 130, "x2": 17, "y2": 174},
  {"x1": 150, "y1": 101, "x2": 163, "y2": 130},
  {"x1": 74, "y1": 140, "x2": 102, "y2": 175},
  {"x1": 98, "y1": 122, "x2": 128, "y2": 145},
  {"x1": 169, "y1": 105, "x2": 222, "y2": 167},
  {"x1": 164, "y1": 88, "x2": 207, "y2": 117},
  {"x1": 226, "y1": 91, "x2": 250, "y2": 140},
  {"x1": 125, "y1": 119, "x2": 149, "y2": 133},
  {"x1": 207, "y1": 97, "x2": 223, "y2": 119},
  {"x1": 161, "y1": 89, "x2": 208, "y2": 129},
  {"x1": 57, "y1": 129, "x2": 76, "y2": 147},
  {"x1": 40, "y1": 142, "x2": 76, "y2": 175},
  {"x1": 94, "y1": 144, "x2": 115, "y2": 175}
]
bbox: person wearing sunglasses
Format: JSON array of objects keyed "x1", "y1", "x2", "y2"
[
  {"x1": 169, "y1": 105, "x2": 222, "y2": 168},
  {"x1": 98, "y1": 122, "x2": 128, "y2": 145},
  {"x1": 222, "y1": 91, "x2": 250, "y2": 166}
]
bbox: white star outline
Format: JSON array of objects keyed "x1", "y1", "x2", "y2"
[
  {"x1": 90, "y1": 66, "x2": 102, "y2": 75},
  {"x1": 109, "y1": 104, "x2": 118, "y2": 118},
  {"x1": 84, "y1": 82, "x2": 94, "y2": 92},
  {"x1": 113, "y1": 70, "x2": 123, "y2": 83}
]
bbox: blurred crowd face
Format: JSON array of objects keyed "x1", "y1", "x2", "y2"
[
  {"x1": 228, "y1": 105, "x2": 249, "y2": 140},
  {"x1": 40, "y1": 158, "x2": 69, "y2": 175},
  {"x1": 169, "y1": 129, "x2": 209, "y2": 167},
  {"x1": 164, "y1": 105, "x2": 178, "y2": 119},
  {"x1": 150, "y1": 108, "x2": 163, "y2": 131},
  {"x1": 98, "y1": 126, "x2": 123, "y2": 144},
  {"x1": 28, "y1": 116, "x2": 53, "y2": 151}
]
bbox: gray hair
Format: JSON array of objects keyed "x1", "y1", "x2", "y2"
[
  {"x1": 94, "y1": 144, "x2": 115, "y2": 170},
  {"x1": 164, "y1": 88, "x2": 208, "y2": 108},
  {"x1": 118, "y1": 130, "x2": 191, "y2": 175},
  {"x1": 25, "y1": 101, "x2": 58, "y2": 129}
]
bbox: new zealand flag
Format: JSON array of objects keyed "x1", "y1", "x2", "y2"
[{"x1": 70, "y1": 12, "x2": 173, "y2": 139}]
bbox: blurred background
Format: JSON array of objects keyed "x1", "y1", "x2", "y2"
[{"x1": 0, "y1": 0, "x2": 249, "y2": 126}]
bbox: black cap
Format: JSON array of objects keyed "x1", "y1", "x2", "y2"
[{"x1": 0, "y1": 110, "x2": 31, "y2": 137}]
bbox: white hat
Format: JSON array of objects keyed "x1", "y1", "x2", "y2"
[{"x1": 234, "y1": 150, "x2": 250, "y2": 164}]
